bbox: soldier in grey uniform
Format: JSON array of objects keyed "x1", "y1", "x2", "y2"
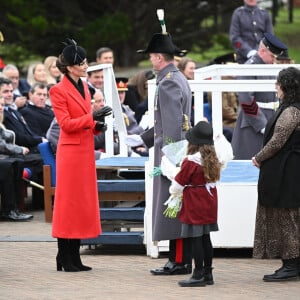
[
  {"x1": 138, "y1": 32, "x2": 193, "y2": 275},
  {"x1": 230, "y1": 0, "x2": 273, "y2": 64},
  {"x1": 231, "y1": 33, "x2": 287, "y2": 159}
]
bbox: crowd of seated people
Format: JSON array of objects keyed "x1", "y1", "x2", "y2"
[
  {"x1": 0, "y1": 46, "x2": 242, "y2": 221},
  {"x1": 0, "y1": 58, "x2": 61, "y2": 217}
]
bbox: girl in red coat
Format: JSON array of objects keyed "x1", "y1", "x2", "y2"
[
  {"x1": 169, "y1": 121, "x2": 222, "y2": 287},
  {"x1": 50, "y1": 39, "x2": 109, "y2": 272}
]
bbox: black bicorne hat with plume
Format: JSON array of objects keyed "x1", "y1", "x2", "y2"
[{"x1": 137, "y1": 9, "x2": 186, "y2": 56}]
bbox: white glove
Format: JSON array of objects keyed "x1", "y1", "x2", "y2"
[
  {"x1": 161, "y1": 156, "x2": 179, "y2": 180},
  {"x1": 139, "y1": 113, "x2": 149, "y2": 130},
  {"x1": 247, "y1": 49, "x2": 257, "y2": 58},
  {"x1": 124, "y1": 134, "x2": 144, "y2": 147},
  {"x1": 260, "y1": 128, "x2": 265, "y2": 134},
  {"x1": 214, "y1": 133, "x2": 234, "y2": 169}
]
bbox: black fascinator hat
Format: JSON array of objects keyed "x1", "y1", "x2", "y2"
[{"x1": 62, "y1": 38, "x2": 86, "y2": 66}]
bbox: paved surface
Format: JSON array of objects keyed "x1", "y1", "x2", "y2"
[{"x1": 0, "y1": 209, "x2": 299, "y2": 300}]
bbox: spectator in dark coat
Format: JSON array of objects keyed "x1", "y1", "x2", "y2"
[{"x1": 20, "y1": 83, "x2": 54, "y2": 137}]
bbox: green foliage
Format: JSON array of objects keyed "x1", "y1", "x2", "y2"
[
  {"x1": 29, "y1": 16, "x2": 48, "y2": 34},
  {"x1": 1, "y1": 1, "x2": 300, "y2": 68},
  {"x1": 274, "y1": 7, "x2": 300, "y2": 62},
  {"x1": 188, "y1": 7, "x2": 300, "y2": 65},
  {"x1": 1, "y1": 0, "x2": 241, "y2": 67},
  {"x1": 80, "y1": 12, "x2": 132, "y2": 52},
  {"x1": 0, "y1": 43, "x2": 42, "y2": 74}
]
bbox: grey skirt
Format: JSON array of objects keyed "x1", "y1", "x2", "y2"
[{"x1": 181, "y1": 223, "x2": 219, "y2": 238}]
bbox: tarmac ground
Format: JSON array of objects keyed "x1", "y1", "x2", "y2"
[{"x1": 0, "y1": 209, "x2": 299, "y2": 300}]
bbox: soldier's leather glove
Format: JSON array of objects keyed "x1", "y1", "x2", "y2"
[
  {"x1": 95, "y1": 121, "x2": 107, "y2": 133},
  {"x1": 92, "y1": 106, "x2": 112, "y2": 122}
]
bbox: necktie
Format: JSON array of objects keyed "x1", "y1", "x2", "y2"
[
  {"x1": 8, "y1": 107, "x2": 35, "y2": 135},
  {"x1": 8, "y1": 107, "x2": 18, "y2": 120}
]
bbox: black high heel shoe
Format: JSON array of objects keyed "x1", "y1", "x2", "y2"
[
  {"x1": 74, "y1": 262, "x2": 92, "y2": 271},
  {"x1": 56, "y1": 255, "x2": 80, "y2": 272},
  {"x1": 70, "y1": 239, "x2": 92, "y2": 271},
  {"x1": 56, "y1": 238, "x2": 80, "y2": 272}
]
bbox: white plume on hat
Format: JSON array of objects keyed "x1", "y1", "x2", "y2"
[{"x1": 157, "y1": 9, "x2": 167, "y2": 35}]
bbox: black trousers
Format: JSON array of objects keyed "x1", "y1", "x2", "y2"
[
  {"x1": 0, "y1": 158, "x2": 24, "y2": 213},
  {"x1": 169, "y1": 238, "x2": 192, "y2": 265}
]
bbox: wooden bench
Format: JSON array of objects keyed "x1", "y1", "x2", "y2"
[
  {"x1": 42, "y1": 164, "x2": 55, "y2": 222},
  {"x1": 41, "y1": 168, "x2": 145, "y2": 223},
  {"x1": 97, "y1": 179, "x2": 145, "y2": 201}
]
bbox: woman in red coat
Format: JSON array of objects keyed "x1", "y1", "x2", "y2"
[{"x1": 49, "y1": 39, "x2": 108, "y2": 272}]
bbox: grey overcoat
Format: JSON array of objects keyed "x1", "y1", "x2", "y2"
[
  {"x1": 152, "y1": 63, "x2": 192, "y2": 241},
  {"x1": 229, "y1": 5, "x2": 273, "y2": 63}
]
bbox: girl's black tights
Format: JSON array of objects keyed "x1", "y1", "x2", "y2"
[{"x1": 192, "y1": 234, "x2": 213, "y2": 270}]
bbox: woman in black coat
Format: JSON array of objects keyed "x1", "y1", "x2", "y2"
[{"x1": 252, "y1": 67, "x2": 300, "y2": 282}]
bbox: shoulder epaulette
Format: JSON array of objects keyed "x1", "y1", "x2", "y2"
[{"x1": 166, "y1": 72, "x2": 172, "y2": 79}]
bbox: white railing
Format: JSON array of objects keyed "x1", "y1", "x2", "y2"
[
  {"x1": 87, "y1": 63, "x2": 128, "y2": 157},
  {"x1": 192, "y1": 63, "x2": 300, "y2": 136}
]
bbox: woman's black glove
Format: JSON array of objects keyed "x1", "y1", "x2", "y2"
[
  {"x1": 92, "y1": 106, "x2": 113, "y2": 122},
  {"x1": 95, "y1": 121, "x2": 107, "y2": 132}
]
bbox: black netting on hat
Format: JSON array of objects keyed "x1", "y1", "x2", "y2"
[{"x1": 62, "y1": 38, "x2": 86, "y2": 66}]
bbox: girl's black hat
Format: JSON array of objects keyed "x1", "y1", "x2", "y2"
[{"x1": 186, "y1": 121, "x2": 214, "y2": 145}]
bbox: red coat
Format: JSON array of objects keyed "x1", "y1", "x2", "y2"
[
  {"x1": 50, "y1": 76, "x2": 101, "y2": 239},
  {"x1": 176, "y1": 158, "x2": 218, "y2": 225}
]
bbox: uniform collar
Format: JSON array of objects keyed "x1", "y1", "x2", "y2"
[
  {"x1": 156, "y1": 62, "x2": 177, "y2": 83},
  {"x1": 244, "y1": 4, "x2": 257, "y2": 11}
]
